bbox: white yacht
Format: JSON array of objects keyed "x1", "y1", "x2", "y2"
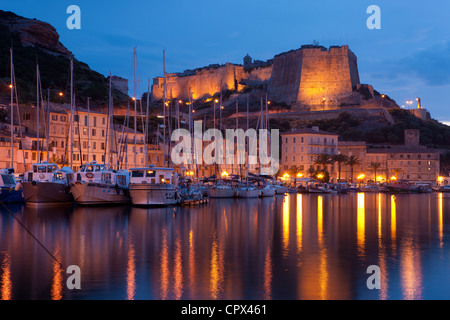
[
  {"x1": 129, "y1": 166, "x2": 179, "y2": 206},
  {"x1": 70, "y1": 162, "x2": 130, "y2": 205},
  {"x1": 21, "y1": 162, "x2": 75, "y2": 204}
]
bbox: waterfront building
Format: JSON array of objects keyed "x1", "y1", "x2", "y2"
[{"x1": 280, "y1": 126, "x2": 339, "y2": 176}]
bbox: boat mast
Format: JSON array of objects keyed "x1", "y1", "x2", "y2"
[
  {"x1": 10, "y1": 48, "x2": 14, "y2": 168},
  {"x1": 144, "y1": 79, "x2": 149, "y2": 167},
  {"x1": 46, "y1": 88, "x2": 50, "y2": 162},
  {"x1": 87, "y1": 97, "x2": 90, "y2": 163},
  {"x1": 133, "y1": 48, "x2": 137, "y2": 168},
  {"x1": 70, "y1": 58, "x2": 74, "y2": 169},
  {"x1": 104, "y1": 73, "x2": 111, "y2": 167},
  {"x1": 36, "y1": 62, "x2": 40, "y2": 163},
  {"x1": 163, "y1": 49, "x2": 167, "y2": 167}
]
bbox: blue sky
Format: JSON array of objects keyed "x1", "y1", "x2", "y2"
[{"x1": 3, "y1": 0, "x2": 450, "y2": 122}]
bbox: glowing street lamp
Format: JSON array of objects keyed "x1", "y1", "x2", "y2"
[
  {"x1": 317, "y1": 173, "x2": 324, "y2": 180},
  {"x1": 59, "y1": 92, "x2": 63, "y2": 97},
  {"x1": 357, "y1": 174, "x2": 365, "y2": 180},
  {"x1": 296, "y1": 173, "x2": 303, "y2": 178},
  {"x1": 390, "y1": 176, "x2": 397, "y2": 180}
]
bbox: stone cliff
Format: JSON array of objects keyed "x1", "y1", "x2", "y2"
[{"x1": 0, "y1": 10, "x2": 72, "y2": 57}]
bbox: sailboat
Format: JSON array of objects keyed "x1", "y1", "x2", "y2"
[
  {"x1": 128, "y1": 48, "x2": 180, "y2": 206},
  {"x1": 21, "y1": 60, "x2": 75, "y2": 205},
  {"x1": 69, "y1": 75, "x2": 130, "y2": 205}
]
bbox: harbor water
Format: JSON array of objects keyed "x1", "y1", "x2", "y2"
[{"x1": 0, "y1": 192, "x2": 449, "y2": 300}]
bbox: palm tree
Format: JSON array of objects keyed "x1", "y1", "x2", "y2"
[
  {"x1": 369, "y1": 162, "x2": 382, "y2": 183},
  {"x1": 333, "y1": 154, "x2": 349, "y2": 182},
  {"x1": 391, "y1": 168, "x2": 402, "y2": 180},
  {"x1": 287, "y1": 165, "x2": 300, "y2": 177},
  {"x1": 307, "y1": 166, "x2": 315, "y2": 178},
  {"x1": 314, "y1": 154, "x2": 332, "y2": 171},
  {"x1": 345, "y1": 155, "x2": 361, "y2": 182}
]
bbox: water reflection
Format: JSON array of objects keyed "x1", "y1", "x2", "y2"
[
  {"x1": 357, "y1": 193, "x2": 365, "y2": 258},
  {"x1": 1, "y1": 252, "x2": 12, "y2": 300},
  {"x1": 0, "y1": 193, "x2": 449, "y2": 299},
  {"x1": 439, "y1": 193, "x2": 443, "y2": 247}
]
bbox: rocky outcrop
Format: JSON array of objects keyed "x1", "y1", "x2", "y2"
[{"x1": 0, "y1": 10, "x2": 72, "y2": 56}]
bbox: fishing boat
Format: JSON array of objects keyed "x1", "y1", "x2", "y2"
[
  {"x1": 21, "y1": 162, "x2": 75, "y2": 204},
  {"x1": 0, "y1": 168, "x2": 23, "y2": 203},
  {"x1": 70, "y1": 162, "x2": 130, "y2": 205},
  {"x1": 129, "y1": 166, "x2": 179, "y2": 206},
  {"x1": 385, "y1": 180, "x2": 419, "y2": 193}
]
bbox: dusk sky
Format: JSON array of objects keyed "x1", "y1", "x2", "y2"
[{"x1": 3, "y1": 0, "x2": 450, "y2": 122}]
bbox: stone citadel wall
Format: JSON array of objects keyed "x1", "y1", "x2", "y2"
[{"x1": 151, "y1": 45, "x2": 362, "y2": 110}]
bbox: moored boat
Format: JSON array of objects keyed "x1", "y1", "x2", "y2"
[
  {"x1": 21, "y1": 162, "x2": 75, "y2": 205},
  {"x1": 207, "y1": 182, "x2": 237, "y2": 198},
  {"x1": 385, "y1": 180, "x2": 419, "y2": 193},
  {"x1": 70, "y1": 162, "x2": 130, "y2": 205},
  {"x1": 129, "y1": 166, "x2": 179, "y2": 206},
  {"x1": 0, "y1": 168, "x2": 23, "y2": 203},
  {"x1": 238, "y1": 182, "x2": 261, "y2": 198}
]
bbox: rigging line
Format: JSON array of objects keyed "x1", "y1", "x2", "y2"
[{"x1": 0, "y1": 201, "x2": 63, "y2": 269}]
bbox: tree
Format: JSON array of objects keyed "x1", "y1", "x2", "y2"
[
  {"x1": 314, "y1": 154, "x2": 333, "y2": 171},
  {"x1": 345, "y1": 155, "x2": 361, "y2": 182},
  {"x1": 369, "y1": 162, "x2": 382, "y2": 183},
  {"x1": 391, "y1": 168, "x2": 402, "y2": 180},
  {"x1": 307, "y1": 166, "x2": 315, "y2": 178},
  {"x1": 333, "y1": 154, "x2": 348, "y2": 181},
  {"x1": 287, "y1": 165, "x2": 300, "y2": 177}
]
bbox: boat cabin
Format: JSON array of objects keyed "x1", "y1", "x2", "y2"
[
  {"x1": 76, "y1": 161, "x2": 107, "y2": 182},
  {"x1": 25, "y1": 162, "x2": 74, "y2": 183},
  {"x1": 0, "y1": 168, "x2": 16, "y2": 187},
  {"x1": 129, "y1": 166, "x2": 177, "y2": 185}
]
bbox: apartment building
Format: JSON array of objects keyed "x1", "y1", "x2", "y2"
[{"x1": 281, "y1": 126, "x2": 339, "y2": 175}]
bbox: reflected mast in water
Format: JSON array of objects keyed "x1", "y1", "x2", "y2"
[{"x1": 126, "y1": 240, "x2": 136, "y2": 300}]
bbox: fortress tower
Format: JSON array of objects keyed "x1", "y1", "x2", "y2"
[{"x1": 268, "y1": 45, "x2": 360, "y2": 108}]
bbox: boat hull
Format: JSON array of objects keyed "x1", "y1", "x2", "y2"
[
  {"x1": 22, "y1": 181, "x2": 73, "y2": 204},
  {"x1": 206, "y1": 188, "x2": 236, "y2": 198},
  {"x1": 261, "y1": 187, "x2": 275, "y2": 197},
  {"x1": 70, "y1": 182, "x2": 130, "y2": 205},
  {"x1": 0, "y1": 186, "x2": 24, "y2": 203},
  {"x1": 129, "y1": 183, "x2": 178, "y2": 206},
  {"x1": 239, "y1": 189, "x2": 260, "y2": 198}
]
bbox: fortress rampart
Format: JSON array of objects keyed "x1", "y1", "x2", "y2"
[{"x1": 151, "y1": 45, "x2": 362, "y2": 110}]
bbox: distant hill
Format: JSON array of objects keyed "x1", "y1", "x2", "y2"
[{"x1": 0, "y1": 10, "x2": 129, "y2": 110}]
